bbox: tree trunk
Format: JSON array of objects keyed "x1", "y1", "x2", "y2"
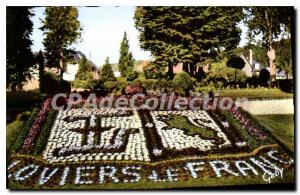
[
  {"x1": 167, "y1": 63, "x2": 174, "y2": 79},
  {"x1": 265, "y1": 9, "x2": 276, "y2": 82}
]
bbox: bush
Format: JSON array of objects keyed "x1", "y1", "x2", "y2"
[
  {"x1": 72, "y1": 80, "x2": 92, "y2": 89},
  {"x1": 34, "y1": 110, "x2": 57, "y2": 155},
  {"x1": 40, "y1": 72, "x2": 71, "y2": 94},
  {"x1": 278, "y1": 79, "x2": 293, "y2": 93},
  {"x1": 10, "y1": 108, "x2": 39, "y2": 153},
  {"x1": 172, "y1": 72, "x2": 195, "y2": 95},
  {"x1": 103, "y1": 81, "x2": 118, "y2": 92},
  {"x1": 258, "y1": 69, "x2": 270, "y2": 87}
]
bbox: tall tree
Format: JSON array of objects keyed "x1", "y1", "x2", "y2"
[
  {"x1": 36, "y1": 50, "x2": 45, "y2": 89},
  {"x1": 100, "y1": 57, "x2": 116, "y2": 82},
  {"x1": 6, "y1": 7, "x2": 34, "y2": 91},
  {"x1": 245, "y1": 6, "x2": 292, "y2": 81},
  {"x1": 134, "y1": 6, "x2": 244, "y2": 79},
  {"x1": 118, "y1": 31, "x2": 135, "y2": 79},
  {"x1": 41, "y1": 6, "x2": 82, "y2": 77}
]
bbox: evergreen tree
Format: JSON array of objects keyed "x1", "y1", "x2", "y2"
[
  {"x1": 6, "y1": 7, "x2": 34, "y2": 91},
  {"x1": 36, "y1": 50, "x2": 45, "y2": 89},
  {"x1": 41, "y1": 7, "x2": 82, "y2": 77},
  {"x1": 118, "y1": 31, "x2": 135, "y2": 79},
  {"x1": 134, "y1": 7, "x2": 244, "y2": 79},
  {"x1": 75, "y1": 56, "x2": 93, "y2": 81},
  {"x1": 100, "y1": 57, "x2": 116, "y2": 82},
  {"x1": 245, "y1": 7, "x2": 293, "y2": 81}
]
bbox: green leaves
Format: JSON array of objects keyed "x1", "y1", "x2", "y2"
[
  {"x1": 6, "y1": 7, "x2": 34, "y2": 90},
  {"x1": 100, "y1": 57, "x2": 116, "y2": 82},
  {"x1": 41, "y1": 7, "x2": 82, "y2": 72},
  {"x1": 118, "y1": 32, "x2": 136, "y2": 80},
  {"x1": 134, "y1": 7, "x2": 244, "y2": 77}
]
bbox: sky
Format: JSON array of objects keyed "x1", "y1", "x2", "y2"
[{"x1": 30, "y1": 6, "x2": 248, "y2": 67}]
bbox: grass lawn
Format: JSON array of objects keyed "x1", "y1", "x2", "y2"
[
  {"x1": 253, "y1": 114, "x2": 294, "y2": 152},
  {"x1": 216, "y1": 88, "x2": 293, "y2": 100},
  {"x1": 166, "y1": 115, "x2": 215, "y2": 138}
]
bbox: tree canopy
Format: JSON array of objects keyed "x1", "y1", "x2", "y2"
[
  {"x1": 118, "y1": 31, "x2": 135, "y2": 80},
  {"x1": 100, "y1": 57, "x2": 116, "y2": 82},
  {"x1": 245, "y1": 6, "x2": 292, "y2": 80},
  {"x1": 134, "y1": 6, "x2": 244, "y2": 78},
  {"x1": 6, "y1": 7, "x2": 34, "y2": 90},
  {"x1": 41, "y1": 6, "x2": 82, "y2": 76}
]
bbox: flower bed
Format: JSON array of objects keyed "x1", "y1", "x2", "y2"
[{"x1": 7, "y1": 98, "x2": 295, "y2": 189}]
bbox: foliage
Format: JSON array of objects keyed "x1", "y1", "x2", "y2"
[
  {"x1": 75, "y1": 56, "x2": 94, "y2": 81},
  {"x1": 134, "y1": 7, "x2": 244, "y2": 78},
  {"x1": 10, "y1": 108, "x2": 39, "y2": 153},
  {"x1": 245, "y1": 7, "x2": 292, "y2": 47},
  {"x1": 22, "y1": 98, "x2": 52, "y2": 153},
  {"x1": 126, "y1": 67, "x2": 138, "y2": 81},
  {"x1": 41, "y1": 7, "x2": 82, "y2": 76},
  {"x1": 6, "y1": 7, "x2": 34, "y2": 91},
  {"x1": 6, "y1": 111, "x2": 31, "y2": 153},
  {"x1": 275, "y1": 38, "x2": 292, "y2": 77},
  {"x1": 205, "y1": 59, "x2": 247, "y2": 88},
  {"x1": 245, "y1": 7, "x2": 292, "y2": 79},
  {"x1": 100, "y1": 57, "x2": 116, "y2": 82},
  {"x1": 72, "y1": 80, "x2": 91, "y2": 89},
  {"x1": 118, "y1": 32, "x2": 136, "y2": 80},
  {"x1": 36, "y1": 50, "x2": 45, "y2": 89},
  {"x1": 34, "y1": 110, "x2": 58, "y2": 155},
  {"x1": 7, "y1": 91, "x2": 43, "y2": 108},
  {"x1": 40, "y1": 72, "x2": 71, "y2": 94},
  {"x1": 258, "y1": 69, "x2": 270, "y2": 87},
  {"x1": 143, "y1": 62, "x2": 165, "y2": 79},
  {"x1": 226, "y1": 56, "x2": 245, "y2": 69},
  {"x1": 172, "y1": 72, "x2": 195, "y2": 95}
]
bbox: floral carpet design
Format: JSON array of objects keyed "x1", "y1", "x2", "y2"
[{"x1": 7, "y1": 99, "x2": 294, "y2": 189}]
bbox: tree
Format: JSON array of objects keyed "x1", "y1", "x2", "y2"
[
  {"x1": 226, "y1": 56, "x2": 245, "y2": 87},
  {"x1": 75, "y1": 56, "x2": 93, "y2": 81},
  {"x1": 6, "y1": 7, "x2": 34, "y2": 91},
  {"x1": 134, "y1": 7, "x2": 244, "y2": 79},
  {"x1": 245, "y1": 7, "x2": 292, "y2": 81},
  {"x1": 275, "y1": 38, "x2": 292, "y2": 79},
  {"x1": 100, "y1": 57, "x2": 116, "y2": 82},
  {"x1": 118, "y1": 31, "x2": 135, "y2": 80},
  {"x1": 36, "y1": 50, "x2": 45, "y2": 89},
  {"x1": 41, "y1": 7, "x2": 82, "y2": 77}
]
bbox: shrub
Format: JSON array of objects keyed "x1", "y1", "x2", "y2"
[
  {"x1": 10, "y1": 108, "x2": 39, "y2": 153},
  {"x1": 40, "y1": 72, "x2": 71, "y2": 94},
  {"x1": 172, "y1": 72, "x2": 195, "y2": 95},
  {"x1": 103, "y1": 81, "x2": 118, "y2": 92},
  {"x1": 34, "y1": 109, "x2": 57, "y2": 155},
  {"x1": 258, "y1": 69, "x2": 270, "y2": 87},
  {"x1": 72, "y1": 80, "x2": 92, "y2": 89}
]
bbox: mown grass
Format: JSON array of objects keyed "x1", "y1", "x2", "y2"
[
  {"x1": 166, "y1": 115, "x2": 215, "y2": 138},
  {"x1": 253, "y1": 114, "x2": 294, "y2": 152},
  {"x1": 216, "y1": 88, "x2": 293, "y2": 100}
]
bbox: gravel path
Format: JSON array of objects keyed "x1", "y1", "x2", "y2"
[{"x1": 237, "y1": 99, "x2": 294, "y2": 115}]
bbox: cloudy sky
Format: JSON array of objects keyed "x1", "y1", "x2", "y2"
[{"x1": 30, "y1": 6, "x2": 248, "y2": 67}]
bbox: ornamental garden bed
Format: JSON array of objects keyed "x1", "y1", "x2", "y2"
[{"x1": 7, "y1": 97, "x2": 294, "y2": 189}]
